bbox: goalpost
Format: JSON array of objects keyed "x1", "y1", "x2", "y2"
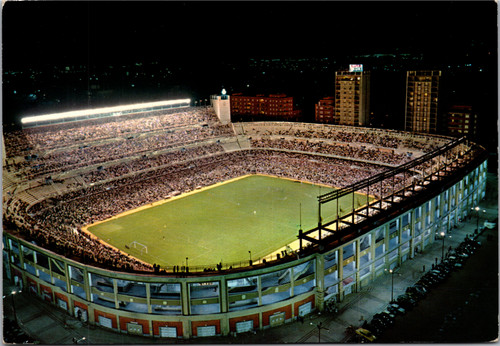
[{"x1": 127, "y1": 241, "x2": 148, "y2": 255}]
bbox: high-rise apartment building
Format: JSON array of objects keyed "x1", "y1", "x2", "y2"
[
  {"x1": 334, "y1": 67, "x2": 371, "y2": 126},
  {"x1": 447, "y1": 105, "x2": 478, "y2": 138},
  {"x1": 404, "y1": 70, "x2": 441, "y2": 133},
  {"x1": 315, "y1": 96, "x2": 335, "y2": 124},
  {"x1": 230, "y1": 93, "x2": 301, "y2": 120}
]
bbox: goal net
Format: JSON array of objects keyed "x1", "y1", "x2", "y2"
[{"x1": 127, "y1": 241, "x2": 148, "y2": 255}]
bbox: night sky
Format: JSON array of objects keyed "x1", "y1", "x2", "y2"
[
  {"x1": 1, "y1": 0, "x2": 497, "y2": 148},
  {"x1": 2, "y1": 1, "x2": 496, "y2": 67}
]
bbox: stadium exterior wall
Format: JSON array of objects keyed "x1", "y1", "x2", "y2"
[{"x1": 3, "y1": 158, "x2": 488, "y2": 339}]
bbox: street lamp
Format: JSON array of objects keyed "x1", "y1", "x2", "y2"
[
  {"x1": 473, "y1": 206, "x2": 486, "y2": 232},
  {"x1": 440, "y1": 231, "x2": 446, "y2": 262},
  {"x1": 474, "y1": 206, "x2": 480, "y2": 230},
  {"x1": 248, "y1": 250, "x2": 252, "y2": 265},
  {"x1": 9, "y1": 289, "x2": 21, "y2": 323},
  {"x1": 385, "y1": 269, "x2": 395, "y2": 302},
  {"x1": 310, "y1": 322, "x2": 329, "y2": 343}
]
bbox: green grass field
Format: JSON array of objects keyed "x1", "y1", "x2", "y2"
[{"x1": 87, "y1": 174, "x2": 370, "y2": 267}]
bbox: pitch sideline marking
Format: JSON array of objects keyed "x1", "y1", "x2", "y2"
[{"x1": 81, "y1": 173, "x2": 374, "y2": 268}]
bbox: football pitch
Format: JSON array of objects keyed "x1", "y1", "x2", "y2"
[{"x1": 86, "y1": 175, "x2": 371, "y2": 268}]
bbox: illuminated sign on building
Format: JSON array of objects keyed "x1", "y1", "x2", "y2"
[{"x1": 349, "y1": 64, "x2": 363, "y2": 72}]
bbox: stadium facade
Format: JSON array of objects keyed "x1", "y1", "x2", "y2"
[{"x1": 3, "y1": 102, "x2": 488, "y2": 339}]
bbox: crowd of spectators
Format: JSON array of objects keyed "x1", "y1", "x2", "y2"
[
  {"x1": 4, "y1": 106, "x2": 219, "y2": 157},
  {"x1": 241, "y1": 122, "x2": 450, "y2": 152},
  {"x1": 6, "y1": 124, "x2": 233, "y2": 181},
  {"x1": 81, "y1": 143, "x2": 225, "y2": 184},
  {"x1": 7, "y1": 149, "x2": 403, "y2": 273},
  {"x1": 251, "y1": 138, "x2": 411, "y2": 165},
  {"x1": 3, "y1": 106, "x2": 463, "y2": 274}
]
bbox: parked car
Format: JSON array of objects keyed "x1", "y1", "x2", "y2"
[
  {"x1": 370, "y1": 313, "x2": 391, "y2": 331},
  {"x1": 373, "y1": 312, "x2": 394, "y2": 326},
  {"x1": 416, "y1": 277, "x2": 434, "y2": 289},
  {"x1": 413, "y1": 284, "x2": 428, "y2": 295},
  {"x1": 447, "y1": 255, "x2": 463, "y2": 265},
  {"x1": 406, "y1": 285, "x2": 426, "y2": 300},
  {"x1": 364, "y1": 322, "x2": 383, "y2": 337},
  {"x1": 396, "y1": 294, "x2": 417, "y2": 310},
  {"x1": 381, "y1": 310, "x2": 396, "y2": 321},
  {"x1": 431, "y1": 268, "x2": 449, "y2": 279},
  {"x1": 427, "y1": 271, "x2": 446, "y2": 282},
  {"x1": 437, "y1": 262, "x2": 453, "y2": 273},
  {"x1": 422, "y1": 272, "x2": 440, "y2": 284},
  {"x1": 405, "y1": 291, "x2": 421, "y2": 302},
  {"x1": 387, "y1": 302, "x2": 406, "y2": 315}
]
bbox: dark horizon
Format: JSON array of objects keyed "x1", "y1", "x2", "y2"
[
  {"x1": 2, "y1": 1, "x2": 497, "y2": 155},
  {"x1": 3, "y1": 1, "x2": 497, "y2": 67}
]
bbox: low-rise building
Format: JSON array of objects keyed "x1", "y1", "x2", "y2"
[
  {"x1": 315, "y1": 96, "x2": 335, "y2": 124},
  {"x1": 231, "y1": 93, "x2": 301, "y2": 121}
]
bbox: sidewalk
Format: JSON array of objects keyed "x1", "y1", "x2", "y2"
[{"x1": 4, "y1": 177, "x2": 497, "y2": 344}]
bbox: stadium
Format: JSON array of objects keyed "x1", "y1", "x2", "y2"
[{"x1": 2, "y1": 96, "x2": 488, "y2": 338}]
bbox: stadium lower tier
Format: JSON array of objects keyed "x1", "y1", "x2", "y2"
[{"x1": 3, "y1": 158, "x2": 487, "y2": 339}]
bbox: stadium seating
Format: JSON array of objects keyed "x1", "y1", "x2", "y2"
[{"x1": 2, "y1": 106, "x2": 465, "y2": 274}]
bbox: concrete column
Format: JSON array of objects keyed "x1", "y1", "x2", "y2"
[
  {"x1": 47, "y1": 258, "x2": 55, "y2": 303},
  {"x1": 419, "y1": 219, "x2": 426, "y2": 252},
  {"x1": 370, "y1": 233, "x2": 376, "y2": 281},
  {"x1": 182, "y1": 317, "x2": 191, "y2": 338},
  {"x1": 113, "y1": 279, "x2": 119, "y2": 310},
  {"x1": 355, "y1": 239, "x2": 361, "y2": 291},
  {"x1": 257, "y1": 276, "x2": 262, "y2": 306},
  {"x1": 221, "y1": 318, "x2": 230, "y2": 336},
  {"x1": 258, "y1": 312, "x2": 263, "y2": 331},
  {"x1": 383, "y1": 224, "x2": 389, "y2": 268},
  {"x1": 181, "y1": 282, "x2": 189, "y2": 315},
  {"x1": 65, "y1": 262, "x2": 74, "y2": 317},
  {"x1": 409, "y1": 210, "x2": 416, "y2": 259},
  {"x1": 428, "y1": 200, "x2": 436, "y2": 245},
  {"x1": 220, "y1": 277, "x2": 228, "y2": 313},
  {"x1": 315, "y1": 254, "x2": 325, "y2": 311},
  {"x1": 64, "y1": 263, "x2": 72, "y2": 295},
  {"x1": 33, "y1": 250, "x2": 39, "y2": 277},
  {"x1": 88, "y1": 305, "x2": 95, "y2": 324},
  {"x1": 146, "y1": 283, "x2": 152, "y2": 314},
  {"x1": 148, "y1": 319, "x2": 153, "y2": 337},
  {"x1": 397, "y1": 218, "x2": 403, "y2": 267},
  {"x1": 448, "y1": 187, "x2": 453, "y2": 214},
  {"x1": 83, "y1": 267, "x2": 91, "y2": 302},
  {"x1": 17, "y1": 240, "x2": 25, "y2": 274},
  {"x1": 337, "y1": 246, "x2": 344, "y2": 301}
]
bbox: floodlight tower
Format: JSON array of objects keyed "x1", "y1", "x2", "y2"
[{"x1": 211, "y1": 88, "x2": 231, "y2": 124}]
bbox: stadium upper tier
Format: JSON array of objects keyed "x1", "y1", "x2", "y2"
[
  {"x1": 5, "y1": 109, "x2": 450, "y2": 182},
  {"x1": 20, "y1": 98, "x2": 191, "y2": 127},
  {"x1": 3, "y1": 105, "x2": 483, "y2": 274}
]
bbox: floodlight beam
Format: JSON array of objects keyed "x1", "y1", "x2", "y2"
[{"x1": 21, "y1": 98, "x2": 191, "y2": 125}]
